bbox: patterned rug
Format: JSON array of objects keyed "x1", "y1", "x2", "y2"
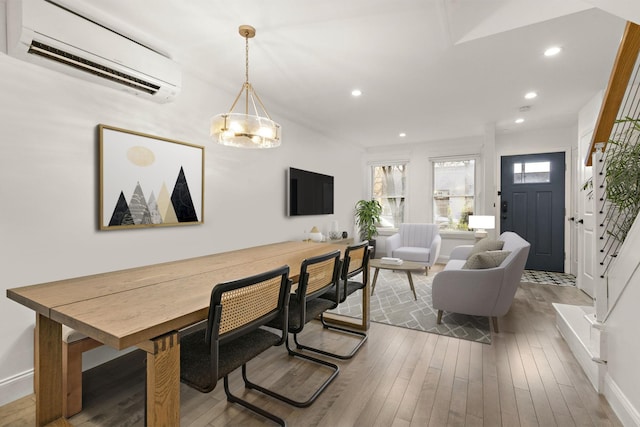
[
  {"x1": 521, "y1": 270, "x2": 576, "y2": 286},
  {"x1": 329, "y1": 269, "x2": 492, "y2": 344}
]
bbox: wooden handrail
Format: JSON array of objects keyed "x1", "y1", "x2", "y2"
[{"x1": 586, "y1": 21, "x2": 640, "y2": 166}]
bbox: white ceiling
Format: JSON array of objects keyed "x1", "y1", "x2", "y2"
[{"x1": 77, "y1": 0, "x2": 631, "y2": 148}]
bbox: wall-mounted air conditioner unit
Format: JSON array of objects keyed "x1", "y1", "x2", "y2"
[{"x1": 3, "y1": 0, "x2": 181, "y2": 103}]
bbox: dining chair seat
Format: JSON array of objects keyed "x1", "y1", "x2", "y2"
[
  {"x1": 180, "y1": 328, "x2": 280, "y2": 393},
  {"x1": 286, "y1": 297, "x2": 336, "y2": 330}
]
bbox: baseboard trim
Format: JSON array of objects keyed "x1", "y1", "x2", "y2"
[
  {"x1": 0, "y1": 368, "x2": 33, "y2": 407},
  {"x1": 604, "y1": 373, "x2": 640, "y2": 427},
  {"x1": 553, "y1": 303, "x2": 601, "y2": 390}
]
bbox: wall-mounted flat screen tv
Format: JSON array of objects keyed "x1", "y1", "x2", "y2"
[{"x1": 287, "y1": 167, "x2": 334, "y2": 216}]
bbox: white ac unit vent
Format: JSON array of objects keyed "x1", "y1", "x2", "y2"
[{"x1": 3, "y1": 0, "x2": 181, "y2": 103}]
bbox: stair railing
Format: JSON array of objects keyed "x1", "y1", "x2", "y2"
[{"x1": 588, "y1": 22, "x2": 640, "y2": 322}]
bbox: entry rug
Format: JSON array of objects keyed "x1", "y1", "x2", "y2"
[
  {"x1": 521, "y1": 270, "x2": 576, "y2": 286},
  {"x1": 329, "y1": 269, "x2": 492, "y2": 344}
]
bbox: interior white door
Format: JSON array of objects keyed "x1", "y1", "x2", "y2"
[{"x1": 577, "y1": 131, "x2": 596, "y2": 297}]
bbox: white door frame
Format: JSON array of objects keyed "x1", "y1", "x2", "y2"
[
  {"x1": 570, "y1": 147, "x2": 579, "y2": 276},
  {"x1": 576, "y1": 129, "x2": 596, "y2": 297}
]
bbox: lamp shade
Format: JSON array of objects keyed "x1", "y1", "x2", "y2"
[
  {"x1": 468, "y1": 215, "x2": 495, "y2": 230},
  {"x1": 211, "y1": 113, "x2": 281, "y2": 148}
]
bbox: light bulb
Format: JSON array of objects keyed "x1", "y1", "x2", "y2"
[{"x1": 544, "y1": 46, "x2": 562, "y2": 57}]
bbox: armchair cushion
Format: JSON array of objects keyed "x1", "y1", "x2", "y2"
[
  {"x1": 394, "y1": 246, "x2": 429, "y2": 260},
  {"x1": 463, "y1": 250, "x2": 511, "y2": 269}
]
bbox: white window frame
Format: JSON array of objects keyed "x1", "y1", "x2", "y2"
[
  {"x1": 431, "y1": 154, "x2": 480, "y2": 232},
  {"x1": 368, "y1": 160, "x2": 409, "y2": 230}
]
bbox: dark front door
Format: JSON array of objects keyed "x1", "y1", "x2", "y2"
[{"x1": 500, "y1": 152, "x2": 565, "y2": 272}]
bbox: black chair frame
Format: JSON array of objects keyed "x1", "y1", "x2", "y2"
[
  {"x1": 308, "y1": 241, "x2": 370, "y2": 359},
  {"x1": 180, "y1": 265, "x2": 292, "y2": 426},
  {"x1": 245, "y1": 250, "x2": 341, "y2": 407}
]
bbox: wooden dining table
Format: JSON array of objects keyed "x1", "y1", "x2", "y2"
[{"x1": 6, "y1": 240, "x2": 370, "y2": 426}]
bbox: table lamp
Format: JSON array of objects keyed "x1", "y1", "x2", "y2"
[{"x1": 468, "y1": 215, "x2": 495, "y2": 240}]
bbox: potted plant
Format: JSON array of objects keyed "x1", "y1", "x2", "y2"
[
  {"x1": 355, "y1": 199, "x2": 382, "y2": 258},
  {"x1": 600, "y1": 117, "x2": 640, "y2": 243}
]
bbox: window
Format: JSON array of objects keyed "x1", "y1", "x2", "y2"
[
  {"x1": 433, "y1": 159, "x2": 475, "y2": 230},
  {"x1": 513, "y1": 161, "x2": 551, "y2": 183},
  {"x1": 371, "y1": 163, "x2": 407, "y2": 228}
]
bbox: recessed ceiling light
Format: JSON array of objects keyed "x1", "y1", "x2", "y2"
[
  {"x1": 351, "y1": 89, "x2": 362, "y2": 97},
  {"x1": 399, "y1": 132, "x2": 406, "y2": 137},
  {"x1": 544, "y1": 46, "x2": 562, "y2": 57},
  {"x1": 524, "y1": 91, "x2": 537, "y2": 99},
  {"x1": 515, "y1": 118, "x2": 525, "y2": 124}
]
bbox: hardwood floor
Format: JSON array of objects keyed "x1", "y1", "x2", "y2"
[{"x1": 0, "y1": 281, "x2": 622, "y2": 426}]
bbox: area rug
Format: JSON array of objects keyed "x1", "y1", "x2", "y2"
[{"x1": 329, "y1": 269, "x2": 492, "y2": 344}]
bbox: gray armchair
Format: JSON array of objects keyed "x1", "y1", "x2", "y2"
[
  {"x1": 432, "y1": 231, "x2": 531, "y2": 332},
  {"x1": 385, "y1": 223, "x2": 442, "y2": 273}
]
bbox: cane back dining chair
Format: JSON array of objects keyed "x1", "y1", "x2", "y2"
[
  {"x1": 314, "y1": 240, "x2": 369, "y2": 359},
  {"x1": 247, "y1": 250, "x2": 341, "y2": 407},
  {"x1": 180, "y1": 265, "x2": 291, "y2": 426}
]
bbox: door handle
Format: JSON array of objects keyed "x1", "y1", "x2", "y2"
[
  {"x1": 569, "y1": 217, "x2": 575, "y2": 222},
  {"x1": 578, "y1": 219, "x2": 584, "y2": 224}
]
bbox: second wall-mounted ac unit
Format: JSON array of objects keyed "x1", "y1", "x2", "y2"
[{"x1": 4, "y1": 0, "x2": 181, "y2": 103}]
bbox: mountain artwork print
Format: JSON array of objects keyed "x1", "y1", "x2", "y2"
[{"x1": 99, "y1": 125, "x2": 204, "y2": 230}]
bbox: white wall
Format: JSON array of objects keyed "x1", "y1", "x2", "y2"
[
  {"x1": 604, "y1": 235, "x2": 640, "y2": 426},
  {"x1": 364, "y1": 135, "x2": 486, "y2": 221},
  {"x1": 363, "y1": 135, "x2": 488, "y2": 259},
  {"x1": 362, "y1": 126, "x2": 576, "y2": 261},
  {"x1": 0, "y1": 54, "x2": 363, "y2": 404},
  {"x1": 366, "y1": 124, "x2": 578, "y2": 229}
]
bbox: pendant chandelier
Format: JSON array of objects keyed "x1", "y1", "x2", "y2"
[{"x1": 211, "y1": 25, "x2": 281, "y2": 149}]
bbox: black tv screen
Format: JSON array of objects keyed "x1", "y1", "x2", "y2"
[{"x1": 287, "y1": 167, "x2": 334, "y2": 216}]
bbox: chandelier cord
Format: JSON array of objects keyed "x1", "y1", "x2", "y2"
[
  {"x1": 244, "y1": 31, "x2": 250, "y2": 115},
  {"x1": 244, "y1": 32, "x2": 250, "y2": 85}
]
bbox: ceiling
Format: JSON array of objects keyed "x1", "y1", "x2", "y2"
[{"x1": 75, "y1": 0, "x2": 633, "y2": 148}]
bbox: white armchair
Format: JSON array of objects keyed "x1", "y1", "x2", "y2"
[{"x1": 385, "y1": 223, "x2": 442, "y2": 273}]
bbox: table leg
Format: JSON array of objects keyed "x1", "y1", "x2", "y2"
[
  {"x1": 362, "y1": 264, "x2": 370, "y2": 330},
  {"x1": 371, "y1": 268, "x2": 380, "y2": 294},
  {"x1": 34, "y1": 314, "x2": 63, "y2": 426},
  {"x1": 406, "y1": 272, "x2": 417, "y2": 300},
  {"x1": 145, "y1": 331, "x2": 180, "y2": 426},
  {"x1": 322, "y1": 265, "x2": 371, "y2": 331}
]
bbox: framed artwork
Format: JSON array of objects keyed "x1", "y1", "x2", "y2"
[{"x1": 99, "y1": 124, "x2": 204, "y2": 230}]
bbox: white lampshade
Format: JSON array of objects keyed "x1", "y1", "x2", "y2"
[
  {"x1": 468, "y1": 215, "x2": 495, "y2": 230},
  {"x1": 211, "y1": 113, "x2": 281, "y2": 148}
]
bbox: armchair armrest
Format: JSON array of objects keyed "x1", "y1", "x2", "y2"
[
  {"x1": 449, "y1": 245, "x2": 473, "y2": 261},
  {"x1": 430, "y1": 234, "x2": 442, "y2": 264},
  {"x1": 386, "y1": 233, "x2": 401, "y2": 257},
  {"x1": 432, "y1": 268, "x2": 505, "y2": 317}
]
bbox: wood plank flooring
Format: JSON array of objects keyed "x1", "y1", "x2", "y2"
[{"x1": 0, "y1": 281, "x2": 622, "y2": 426}]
